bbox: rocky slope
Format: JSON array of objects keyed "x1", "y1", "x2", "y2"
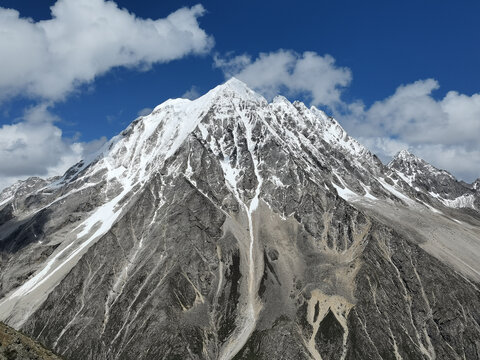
[
  {"x1": 0, "y1": 321, "x2": 63, "y2": 360},
  {"x1": 0, "y1": 78, "x2": 479, "y2": 359}
]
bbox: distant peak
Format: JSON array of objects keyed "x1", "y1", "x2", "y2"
[
  {"x1": 396, "y1": 149, "x2": 415, "y2": 159},
  {"x1": 392, "y1": 149, "x2": 423, "y2": 164},
  {"x1": 389, "y1": 149, "x2": 458, "y2": 182},
  {"x1": 388, "y1": 149, "x2": 418, "y2": 169}
]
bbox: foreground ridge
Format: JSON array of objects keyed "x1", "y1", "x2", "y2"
[{"x1": 0, "y1": 321, "x2": 63, "y2": 360}]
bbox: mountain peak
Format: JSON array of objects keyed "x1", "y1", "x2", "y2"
[
  {"x1": 389, "y1": 149, "x2": 452, "y2": 177},
  {"x1": 1, "y1": 77, "x2": 480, "y2": 360},
  {"x1": 389, "y1": 150, "x2": 455, "y2": 178},
  {"x1": 388, "y1": 149, "x2": 427, "y2": 171},
  {"x1": 197, "y1": 77, "x2": 267, "y2": 105},
  {"x1": 223, "y1": 76, "x2": 249, "y2": 89},
  {"x1": 217, "y1": 77, "x2": 255, "y2": 94},
  {"x1": 393, "y1": 149, "x2": 417, "y2": 162},
  {"x1": 388, "y1": 148, "x2": 476, "y2": 204}
]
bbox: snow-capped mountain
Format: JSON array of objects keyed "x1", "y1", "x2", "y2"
[
  {"x1": 388, "y1": 149, "x2": 479, "y2": 210},
  {"x1": 0, "y1": 78, "x2": 479, "y2": 360}
]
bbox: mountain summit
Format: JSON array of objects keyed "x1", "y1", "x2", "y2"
[
  {"x1": 389, "y1": 149, "x2": 479, "y2": 209},
  {"x1": 0, "y1": 80, "x2": 479, "y2": 360}
]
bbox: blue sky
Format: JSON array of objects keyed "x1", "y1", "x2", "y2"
[{"x1": 0, "y1": 0, "x2": 479, "y2": 188}]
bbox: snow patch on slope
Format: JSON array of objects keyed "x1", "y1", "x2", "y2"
[
  {"x1": 442, "y1": 194, "x2": 476, "y2": 209},
  {"x1": 378, "y1": 178, "x2": 413, "y2": 204}
]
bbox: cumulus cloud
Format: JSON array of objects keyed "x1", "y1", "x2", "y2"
[
  {"x1": 214, "y1": 50, "x2": 351, "y2": 109},
  {"x1": 343, "y1": 79, "x2": 480, "y2": 182},
  {"x1": 0, "y1": 0, "x2": 213, "y2": 190},
  {"x1": 137, "y1": 107, "x2": 153, "y2": 117},
  {"x1": 0, "y1": 0, "x2": 213, "y2": 101},
  {"x1": 182, "y1": 85, "x2": 201, "y2": 100},
  {"x1": 0, "y1": 104, "x2": 107, "y2": 190}
]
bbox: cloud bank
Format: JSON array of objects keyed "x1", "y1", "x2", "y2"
[
  {"x1": 0, "y1": 0, "x2": 213, "y2": 190},
  {"x1": 0, "y1": 0, "x2": 213, "y2": 101},
  {"x1": 137, "y1": 108, "x2": 153, "y2": 117},
  {"x1": 0, "y1": 104, "x2": 107, "y2": 190},
  {"x1": 216, "y1": 51, "x2": 480, "y2": 182},
  {"x1": 182, "y1": 85, "x2": 201, "y2": 100},
  {"x1": 214, "y1": 50, "x2": 352, "y2": 110},
  {"x1": 346, "y1": 79, "x2": 480, "y2": 181}
]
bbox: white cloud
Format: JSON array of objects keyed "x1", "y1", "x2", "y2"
[
  {"x1": 0, "y1": 0, "x2": 212, "y2": 190},
  {"x1": 357, "y1": 137, "x2": 410, "y2": 161},
  {"x1": 342, "y1": 79, "x2": 480, "y2": 182},
  {"x1": 137, "y1": 107, "x2": 153, "y2": 117},
  {"x1": 0, "y1": 0, "x2": 213, "y2": 101},
  {"x1": 214, "y1": 50, "x2": 351, "y2": 109},
  {"x1": 0, "y1": 104, "x2": 107, "y2": 190},
  {"x1": 182, "y1": 85, "x2": 200, "y2": 100}
]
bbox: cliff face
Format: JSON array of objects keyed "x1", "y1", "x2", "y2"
[{"x1": 0, "y1": 79, "x2": 479, "y2": 359}]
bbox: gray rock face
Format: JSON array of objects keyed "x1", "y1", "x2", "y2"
[
  {"x1": 0, "y1": 78, "x2": 479, "y2": 359},
  {"x1": 388, "y1": 149, "x2": 480, "y2": 210},
  {"x1": 474, "y1": 178, "x2": 480, "y2": 190}
]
